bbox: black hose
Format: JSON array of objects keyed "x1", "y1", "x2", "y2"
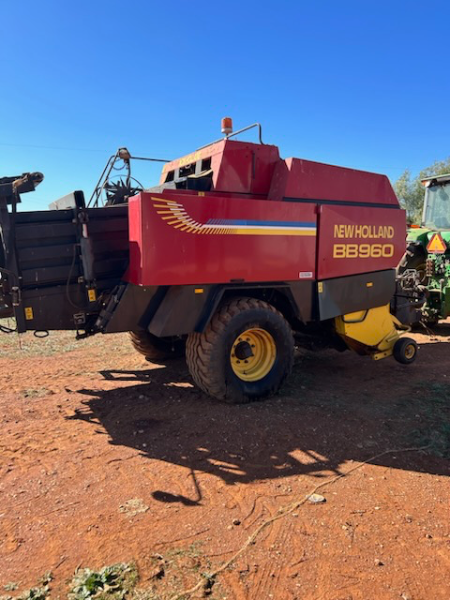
[{"x1": 65, "y1": 244, "x2": 84, "y2": 310}]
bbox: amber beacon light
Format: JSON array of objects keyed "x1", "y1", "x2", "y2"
[{"x1": 221, "y1": 117, "x2": 233, "y2": 135}]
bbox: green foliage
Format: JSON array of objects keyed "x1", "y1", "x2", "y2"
[
  {"x1": 0, "y1": 572, "x2": 52, "y2": 600},
  {"x1": 68, "y1": 563, "x2": 138, "y2": 600},
  {"x1": 394, "y1": 158, "x2": 450, "y2": 224},
  {"x1": 18, "y1": 588, "x2": 49, "y2": 600}
]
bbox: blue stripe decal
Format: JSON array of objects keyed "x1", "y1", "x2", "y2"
[{"x1": 205, "y1": 219, "x2": 316, "y2": 227}]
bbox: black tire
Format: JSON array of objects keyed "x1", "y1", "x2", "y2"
[
  {"x1": 129, "y1": 331, "x2": 185, "y2": 362},
  {"x1": 397, "y1": 243, "x2": 427, "y2": 282},
  {"x1": 393, "y1": 337, "x2": 418, "y2": 365},
  {"x1": 186, "y1": 297, "x2": 294, "y2": 404}
]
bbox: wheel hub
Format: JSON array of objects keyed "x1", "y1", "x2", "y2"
[
  {"x1": 404, "y1": 343, "x2": 416, "y2": 359},
  {"x1": 234, "y1": 341, "x2": 254, "y2": 360},
  {"x1": 230, "y1": 328, "x2": 276, "y2": 382}
]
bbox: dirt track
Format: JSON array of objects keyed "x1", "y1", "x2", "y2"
[{"x1": 0, "y1": 327, "x2": 449, "y2": 599}]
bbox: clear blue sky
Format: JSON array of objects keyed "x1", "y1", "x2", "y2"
[{"x1": 1, "y1": 0, "x2": 449, "y2": 210}]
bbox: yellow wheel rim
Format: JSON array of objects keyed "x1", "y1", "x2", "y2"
[
  {"x1": 405, "y1": 343, "x2": 416, "y2": 359},
  {"x1": 230, "y1": 328, "x2": 276, "y2": 382}
]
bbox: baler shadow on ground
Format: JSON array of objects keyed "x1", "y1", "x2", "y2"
[{"x1": 70, "y1": 337, "x2": 450, "y2": 504}]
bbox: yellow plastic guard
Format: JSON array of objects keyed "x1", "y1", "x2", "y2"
[{"x1": 335, "y1": 304, "x2": 402, "y2": 359}]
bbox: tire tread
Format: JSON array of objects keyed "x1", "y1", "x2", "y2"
[{"x1": 186, "y1": 297, "x2": 293, "y2": 403}]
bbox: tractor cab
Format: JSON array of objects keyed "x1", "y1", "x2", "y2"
[{"x1": 421, "y1": 173, "x2": 450, "y2": 230}]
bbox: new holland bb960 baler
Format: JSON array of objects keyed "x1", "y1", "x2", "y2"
[{"x1": 0, "y1": 121, "x2": 419, "y2": 403}]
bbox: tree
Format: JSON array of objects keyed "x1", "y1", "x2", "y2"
[{"x1": 394, "y1": 158, "x2": 450, "y2": 224}]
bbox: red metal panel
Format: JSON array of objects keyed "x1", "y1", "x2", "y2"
[
  {"x1": 213, "y1": 143, "x2": 252, "y2": 193},
  {"x1": 126, "y1": 192, "x2": 317, "y2": 286},
  {"x1": 159, "y1": 139, "x2": 280, "y2": 195},
  {"x1": 159, "y1": 140, "x2": 225, "y2": 185},
  {"x1": 269, "y1": 158, "x2": 399, "y2": 206},
  {"x1": 317, "y1": 205, "x2": 406, "y2": 280},
  {"x1": 214, "y1": 142, "x2": 280, "y2": 195}
]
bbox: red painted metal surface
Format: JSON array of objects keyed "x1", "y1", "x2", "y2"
[
  {"x1": 214, "y1": 142, "x2": 280, "y2": 195},
  {"x1": 132, "y1": 138, "x2": 405, "y2": 287},
  {"x1": 160, "y1": 139, "x2": 280, "y2": 195},
  {"x1": 127, "y1": 192, "x2": 317, "y2": 286},
  {"x1": 316, "y1": 204, "x2": 406, "y2": 279},
  {"x1": 160, "y1": 138, "x2": 398, "y2": 207},
  {"x1": 269, "y1": 158, "x2": 399, "y2": 205},
  {"x1": 127, "y1": 191, "x2": 406, "y2": 287}
]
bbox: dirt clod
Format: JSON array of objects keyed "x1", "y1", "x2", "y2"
[{"x1": 118, "y1": 499, "x2": 149, "y2": 518}]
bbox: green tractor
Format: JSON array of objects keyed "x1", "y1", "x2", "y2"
[{"x1": 398, "y1": 173, "x2": 450, "y2": 324}]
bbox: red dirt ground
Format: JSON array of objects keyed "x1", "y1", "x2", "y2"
[{"x1": 0, "y1": 326, "x2": 449, "y2": 599}]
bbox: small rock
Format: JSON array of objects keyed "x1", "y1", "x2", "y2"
[
  {"x1": 232, "y1": 518, "x2": 241, "y2": 526},
  {"x1": 374, "y1": 558, "x2": 384, "y2": 566},
  {"x1": 425, "y1": 533, "x2": 433, "y2": 539},
  {"x1": 307, "y1": 493, "x2": 326, "y2": 504},
  {"x1": 405, "y1": 515, "x2": 413, "y2": 523},
  {"x1": 119, "y1": 498, "x2": 149, "y2": 517}
]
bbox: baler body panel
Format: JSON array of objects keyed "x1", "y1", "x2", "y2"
[
  {"x1": 127, "y1": 191, "x2": 405, "y2": 288},
  {"x1": 316, "y1": 205, "x2": 406, "y2": 280},
  {"x1": 269, "y1": 157, "x2": 399, "y2": 205},
  {"x1": 159, "y1": 139, "x2": 280, "y2": 196},
  {"x1": 127, "y1": 192, "x2": 317, "y2": 286}
]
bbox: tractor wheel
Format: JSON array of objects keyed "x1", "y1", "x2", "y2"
[
  {"x1": 393, "y1": 337, "x2": 418, "y2": 365},
  {"x1": 186, "y1": 297, "x2": 294, "y2": 404},
  {"x1": 397, "y1": 243, "x2": 427, "y2": 283},
  {"x1": 130, "y1": 331, "x2": 185, "y2": 362}
]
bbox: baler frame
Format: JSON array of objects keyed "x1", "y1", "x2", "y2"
[{"x1": 0, "y1": 123, "x2": 423, "y2": 402}]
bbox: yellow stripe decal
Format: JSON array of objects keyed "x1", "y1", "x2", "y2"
[{"x1": 151, "y1": 197, "x2": 317, "y2": 237}]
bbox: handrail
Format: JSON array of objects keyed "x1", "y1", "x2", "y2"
[
  {"x1": 88, "y1": 149, "x2": 171, "y2": 207},
  {"x1": 197, "y1": 122, "x2": 264, "y2": 151}
]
